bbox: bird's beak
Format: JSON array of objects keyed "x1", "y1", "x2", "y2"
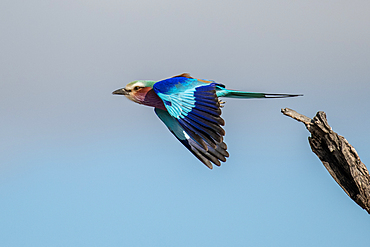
[{"x1": 112, "y1": 88, "x2": 129, "y2": 95}]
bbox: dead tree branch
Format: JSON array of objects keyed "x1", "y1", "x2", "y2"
[{"x1": 281, "y1": 108, "x2": 370, "y2": 214}]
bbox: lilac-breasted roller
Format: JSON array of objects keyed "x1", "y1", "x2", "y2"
[{"x1": 113, "y1": 73, "x2": 301, "y2": 169}]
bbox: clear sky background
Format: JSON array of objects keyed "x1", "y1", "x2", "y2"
[{"x1": 1, "y1": 0, "x2": 369, "y2": 246}]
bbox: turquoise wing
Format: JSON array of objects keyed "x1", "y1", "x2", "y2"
[
  {"x1": 153, "y1": 75, "x2": 228, "y2": 168},
  {"x1": 154, "y1": 108, "x2": 229, "y2": 169}
]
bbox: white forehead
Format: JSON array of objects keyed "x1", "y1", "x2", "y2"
[{"x1": 126, "y1": 81, "x2": 145, "y2": 89}]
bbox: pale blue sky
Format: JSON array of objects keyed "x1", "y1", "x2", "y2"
[{"x1": 1, "y1": 0, "x2": 369, "y2": 246}]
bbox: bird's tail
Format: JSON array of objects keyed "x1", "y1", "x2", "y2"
[{"x1": 216, "y1": 88, "x2": 302, "y2": 99}]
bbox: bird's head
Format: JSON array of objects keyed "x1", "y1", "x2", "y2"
[{"x1": 112, "y1": 80, "x2": 156, "y2": 104}]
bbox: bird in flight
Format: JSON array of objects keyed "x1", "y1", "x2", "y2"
[{"x1": 113, "y1": 73, "x2": 301, "y2": 169}]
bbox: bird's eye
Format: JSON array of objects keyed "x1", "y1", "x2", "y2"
[{"x1": 134, "y1": 86, "x2": 141, "y2": 91}]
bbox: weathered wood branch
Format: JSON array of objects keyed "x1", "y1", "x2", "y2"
[{"x1": 281, "y1": 108, "x2": 370, "y2": 213}]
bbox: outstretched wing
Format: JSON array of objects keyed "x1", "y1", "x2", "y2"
[
  {"x1": 153, "y1": 74, "x2": 228, "y2": 168},
  {"x1": 154, "y1": 108, "x2": 229, "y2": 169}
]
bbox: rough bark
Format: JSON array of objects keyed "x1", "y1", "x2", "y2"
[{"x1": 281, "y1": 108, "x2": 370, "y2": 214}]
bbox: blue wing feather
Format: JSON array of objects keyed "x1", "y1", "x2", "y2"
[
  {"x1": 153, "y1": 76, "x2": 228, "y2": 167},
  {"x1": 154, "y1": 108, "x2": 229, "y2": 169},
  {"x1": 153, "y1": 76, "x2": 226, "y2": 150},
  {"x1": 178, "y1": 118, "x2": 218, "y2": 149},
  {"x1": 188, "y1": 109, "x2": 224, "y2": 126}
]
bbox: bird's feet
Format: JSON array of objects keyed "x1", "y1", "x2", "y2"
[{"x1": 218, "y1": 99, "x2": 226, "y2": 108}]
